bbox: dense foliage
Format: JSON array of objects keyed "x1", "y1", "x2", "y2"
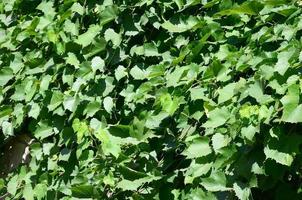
[{"x1": 1, "y1": 0, "x2": 302, "y2": 199}]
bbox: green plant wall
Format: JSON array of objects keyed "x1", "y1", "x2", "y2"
[{"x1": 1, "y1": 0, "x2": 302, "y2": 199}]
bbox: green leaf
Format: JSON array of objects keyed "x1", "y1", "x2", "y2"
[
  {"x1": 117, "y1": 176, "x2": 159, "y2": 191},
  {"x1": 104, "y1": 28, "x2": 122, "y2": 48},
  {"x1": 161, "y1": 16, "x2": 199, "y2": 33},
  {"x1": 115, "y1": 65, "x2": 127, "y2": 81},
  {"x1": 217, "y1": 83, "x2": 236, "y2": 104},
  {"x1": 185, "y1": 161, "x2": 212, "y2": 184},
  {"x1": 34, "y1": 122, "x2": 54, "y2": 140},
  {"x1": 91, "y1": 56, "x2": 105, "y2": 72},
  {"x1": 7, "y1": 175, "x2": 18, "y2": 196},
  {"x1": 99, "y1": 5, "x2": 119, "y2": 26},
  {"x1": 2, "y1": 121, "x2": 13, "y2": 136},
  {"x1": 160, "y1": 93, "x2": 181, "y2": 115},
  {"x1": 65, "y1": 53, "x2": 80, "y2": 69},
  {"x1": 72, "y1": 119, "x2": 89, "y2": 143},
  {"x1": 0, "y1": 178, "x2": 4, "y2": 190},
  {"x1": 275, "y1": 48, "x2": 295, "y2": 75},
  {"x1": 264, "y1": 146, "x2": 293, "y2": 166},
  {"x1": 76, "y1": 25, "x2": 101, "y2": 47},
  {"x1": 233, "y1": 182, "x2": 251, "y2": 200},
  {"x1": 71, "y1": 2, "x2": 84, "y2": 15},
  {"x1": 201, "y1": 171, "x2": 228, "y2": 192},
  {"x1": 28, "y1": 103, "x2": 41, "y2": 119},
  {"x1": 281, "y1": 84, "x2": 302, "y2": 123},
  {"x1": 34, "y1": 184, "x2": 48, "y2": 200},
  {"x1": 211, "y1": 133, "x2": 230, "y2": 152},
  {"x1": 84, "y1": 101, "x2": 101, "y2": 117},
  {"x1": 203, "y1": 107, "x2": 230, "y2": 128},
  {"x1": 48, "y1": 91, "x2": 64, "y2": 111},
  {"x1": 95, "y1": 129, "x2": 121, "y2": 158},
  {"x1": 23, "y1": 184, "x2": 34, "y2": 200},
  {"x1": 183, "y1": 136, "x2": 212, "y2": 158},
  {"x1": 103, "y1": 96, "x2": 113, "y2": 113},
  {"x1": 71, "y1": 185, "x2": 94, "y2": 198},
  {"x1": 0, "y1": 67, "x2": 13, "y2": 87},
  {"x1": 130, "y1": 66, "x2": 146, "y2": 80},
  {"x1": 215, "y1": 1, "x2": 263, "y2": 16}
]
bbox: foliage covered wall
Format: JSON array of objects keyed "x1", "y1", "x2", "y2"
[{"x1": 1, "y1": 0, "x2": 302, "y2": 199}]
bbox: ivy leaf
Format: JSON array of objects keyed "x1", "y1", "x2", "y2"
[
  {"x1": 34, "y1": 122, "x2": 54, "y2": 140},
  {"x1": 233, "y1": 182, "x2": 251, "y2": 200},
  {"x1": 84, "y1": 101, "x2": 101, "y2": 117},
  {"x1": 104, "y1": 28, "x2": 122, "y2": 48},
  {"x1": 48, "y1": 91, "x2": 64, "y2": 111},
  {"x1": 103, "y1": 96, "x2": 113, "y2": 113},
  {"x1": 130, "y1": 66, "x2": 146, "y2": 80},
  {"x1": 161, "y1": 16, "x2": 199, "y2": 33},
  {"x1": 275, "y1": 48, "x2": 295, "y2": 75},
  {"x1": 203, "y1": 107, "x2": 230, "y2": 128},
  {"x1": 183, "y1": 136, "x2": 212, "y2": 158},
  {"x1": 281, "y1": 84, "x2": 302, "y2": 123},
  {"x1": 115, "y1": 65, "x2": 127, "y2": 81},
  {"x1": 34, "y1": 184, "x2": 48, "y2": 200},
  {"x1": 264, "y1": 146, "x2": 293, "y2": 166},
  {"x1": 218, "y1": 83, "x2": 236, "y2": 104},
  {"x1": 76, "y1": 25, "x2": 101, "y2": 47},
  {"x1": 71, "y1": 185, "x2": 94, "y2": 198},
  {"x1": 95, "y1": 129, "x2": 121, "y2": 158},
  {"x1": 65, "y1": 53, "x2": 80, "y2": 69},
  {"x1": 91, "y1": 56, "x2": 105, "y2": 72},
  {"x1": 0, "y1": 67, "x2": 13, "y2": 87},
  {"x1": 23, "y1": 184, "x2": 34, "y2": 200},
  {"x1": 160, "y1": 93, "x2": 181, "y2": 115},
  {"x1": 2, "y1": 121, "x2": 13, "y2": 136},
  {"x1": 201, "y1": 171, "x2": 228, "y2": 192},
  {"x1": 7, "y1": 175, "x2": 18, "y2": 196}
]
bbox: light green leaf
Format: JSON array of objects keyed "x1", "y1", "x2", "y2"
[
  {"x1": 48, "y1": 91, "x2": 63, "y2": 111},
  {"x1": 161, "y1": 16, "x2": 198, "y2": 33},
  {"x1": 23, "y1": 184, "x2": 34, "y2": 200},
  {"x1": 160, "y1": 93, "x2": 181, "y2": 115},
  {"x1": 63, "y1": 96, "x2": 79, "y2": 112},
  {"x1": 218, "y1": 83, "x2": 236, "y2": 104},
  {"x1": 103, "y1": 96, "x2": 113, "y2": 113},
  {"x1": 281, "y1": 84, "x2": 302, "y2": 123},
  {"x1": 65, "y1": 53, "x2": 80, "y2": 69},
  {"x1": 34, "y1": 184, "x2": 48, "y2": 200},
  {"x1": 275, "y1": 48, "x2": 295, "y2": 75},
  {"x1": 84, "y1": 101, "x2": 101, "y2": 117},
  {"x1": 115, "y1": 65, "x2": 127, "y2": 81},
  {"x1": 183, "y1": 136, "x2": 212, "y2": 158},
  {"x1": 233, "y1": 182, "x2": 251, "y2": 200},
  {"x1": 71, "y1": 2, "x2": 84, "y2": 15},
  {"x1": 95, "y1": 129, "x2": 121, "y2": 158},
  {"x1": 211, "y1": 133, "x2": 230, "y2": 152},
  {"x1": 143, "y1": 43, "x2": 159, "y2": 57},
  {"x1": 7, "y1": 175, "x2": 18, "y2": 196},
  {"x1": 72, "y1": 119, "x2": 89, "y2": 143},
  {"x1": 34, "y1": 122, "x2": 54, "y2": 140},
  {"x1": 91, "y1": 56, "x2": 105, "y2": 72},
  {"x1": 130, "y1": 66, "x2": 145, "y2": 80},
  {"x1": 201, "y1": 171, "x2": 228, "y2": 192},
  {"x1": 0, "y1": 67, "x2": 13, "y2": 87},
  {"x1": 185, "y1": 161, "x2": 212, "y2": 184},
  {"x1": 264, "y1": 146, "x2": 293, "y2": 166},
  {"x1": 76, "y1": 25, "x2": 101, "y2": 47},
  {"x1": 2, "y1": 121, "x2": 13, "y2": 136},
  {"x1": 203, "y1": 107, "x2": 230, "y2": 128},
  {"x1": 241, "y1": 125, "x2": 258, "y2": 142},
  {"x1": 104, "y1": 28, "x2": 121, "y2": 48}
]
